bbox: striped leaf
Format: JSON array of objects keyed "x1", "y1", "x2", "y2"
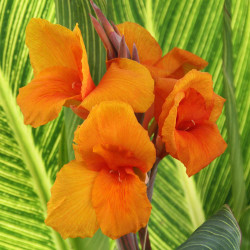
[
  {"x1": 0, "y1": 0, "x2": 70, "y2": 249},
  {"x1": 223, "y1": 0, "x2": 246, "y2": 219},
  {"x1": 177, "y1": 206, "x2": 241, "y2": 250},
  {"x1": 239, "y1": 207, "x2": 250, "y2": 250},
  {"x1": 0, "y1": 0, "x2": 248, "y2": 249}
]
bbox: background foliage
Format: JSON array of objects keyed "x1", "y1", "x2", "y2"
[{"x1": 0, "y1": 0, "x2": 249, "y2": 249}]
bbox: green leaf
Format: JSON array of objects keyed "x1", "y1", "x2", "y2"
[
  {"x1": 177, "y1": 206, "x2": 241, "y2": 250},
  {"x1": 1, "y1": 0, "x2": 249, "y2": 249},
  {"x1": 0, "y1": 0, "x2": 70, "y2": 249},
  {"x1": 239, "y1": 207, "x2": 250, "y2": 250},
  {"x1": 223, "y1": 0, "x2": 246, "y2": 219},
  {"x1": 108, "y1": 0, "x2": 249, "y2": 249}
]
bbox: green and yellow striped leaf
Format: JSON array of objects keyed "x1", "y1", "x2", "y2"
[
  {"x1": 177, "y1": 206, "x2": 241, "y2": 250},
  {"x1": 0, "y1": 0, "x2": 248, "y2": 249}
]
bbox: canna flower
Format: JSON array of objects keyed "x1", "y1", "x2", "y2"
[
  {"x1": 45, "y1": 101, "x2": 156, "y2": 239},
  {"x1": 17, "y1": 19, "x2": 154, "y2": 127},
  {"x1": 157, "y1": 70, "x2": 227, "y2": 176},
  {"x1": 115, "y1": 20, "x2": 227, "y2": 175},
  {"x1": 116, "y1": 22, "x2": 208, "y2": 80},
  {"x1": 115, "y1": 22, "x2": 209, "y2": 128},
  {"x1": 89, "y1": 3, "x2": 207, "y2": 80},
  {"x1": 88, "y1": 3, "x2": 209, "y2": 129}
]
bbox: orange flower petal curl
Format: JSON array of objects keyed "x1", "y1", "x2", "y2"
[
  {"x1": 19, "y1": 19, "x2": 95, "y2": 127},
  {"x1": 153, "y1": 47, "x2": 208, "y2": 79},
  {"x1": 92, "y1": 168, "x2": 151, "y2": 239},
  {"x1": 154, "y1": 78, "x2": 177, "y2": 122},
  {"x1": 45, "y1": 160, "x2": 99, "y2": 239},
  {"x1": 74, "y1": 101, "x2": 156, "y2": 173},
  {"x1": 158, "y1": 70, "x2": 214, "y2": 132},
  {"x1": 17, "y1": 66, "x2": 82, "y2": 127},
  {"x1": 209, "y1": 93, "x2": 226, "y2": 122},
  {"x1": 73, "y1": 24, "x2": 95, "y2": 97},
  {"x1": 26, "y1": 18, "x2": 82, "y2": 77},
  {"x1": 116, "y1": 22, "x2": 207, "y2": 80},
  {"x1": 80, "y1": 58, "x2": 154, "y2": 113},
  {"x1": 159, "y1": 70, "x2": 226, "y2": 175}
]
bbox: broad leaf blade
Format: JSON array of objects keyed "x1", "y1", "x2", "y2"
[
  {"x1": 177, "y1": 206, "x2": 241, "y2": 250},
  {"x1": 239, "y1": 207, "x2": 250, "y2": 250},
  {"x1": 0, "y1": 0, "x2": 70, "y2": 249},
  {"x1": 223, "y1": 0, "x2": 246, "y2": 219}
]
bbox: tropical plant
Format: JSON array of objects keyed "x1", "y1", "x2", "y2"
[{"x1": 0, "y1": 0, "x2": 249, "y2": 249}]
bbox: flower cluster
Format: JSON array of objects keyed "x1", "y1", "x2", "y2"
[{"x1": 17, "y1": 2, "x2": 226, "y2": 240}]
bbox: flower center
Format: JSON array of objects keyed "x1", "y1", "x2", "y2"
[
  {"x1": 71, "y1": 81, "x2": 82, "y2": 92},
  {"x1": 177, "y1": 119, "x2": 196, "y2": 131},
  {"x1": 175, "y1": 88, "x2": 210, "y2": 131},
  {"x1": 93, "y1": 143, "x2": 141, "y2": 171}
]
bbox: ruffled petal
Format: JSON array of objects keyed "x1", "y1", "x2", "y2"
[
  {"x1": 26, "y1": 18, "x2": 82, "y2": 76},
  {"x1": 159, "y1": 72, "x2": 227, "y2": 175},
  {"x1": 154, "y1": 78, "x2": 177, "y2": 121},
  {"x1": 152, "y1": 47, "x2": 208, "y2": 79},
  {"x1": 74, "y1": 101, "x2": 156, "y2": 173},
  {"x1": 209, "y1": 93, "x2": 226, "y2": 122},
  {"x1": 45, "y1": 160, "x2": 99, "y2": 239},
  {"x1": 174, "y1": 122, "x2": 227, "y2": 176},
  {"x1": 160, "y1": 92, "x2": 185, "y2": 156},
  {"x1": 73, "y1": 25, "x2": 95, "y2": 98},
  {"x1": 158, "y1": 70, "x2": 214, "y2": 132},
  {"x1": 175, "y1": 88, "x2": 211, "y2": 129},
  {"x1": 117, "y1": 22, "x2": 162, "y2": 65},
  {"x1": 80, "y1": 58, "x2": 154, "y2": 113},
  {"x1": 92, "y1": 168, "x2": 151, "y2": 239},
  {"x1": 17, "y1": 66, "x2": 82, "y2": 127}
]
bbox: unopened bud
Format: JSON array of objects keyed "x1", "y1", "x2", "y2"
[{"x1": 132, "y1": 43, "x2": 140, "y2": 63}]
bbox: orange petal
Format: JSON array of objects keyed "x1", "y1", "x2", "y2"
[
  {"x1": 174, "y1": 122, "x2": 227, "y2": 176},
  {"x1": 26, "y1": 19, "x2": 82, "y2": 76},
  {"x1": 175, "y1": 88, "x2": 211, "y2": 130},
  {"x1": 142, "y1": 104, "x2": 154, "y2": 130},
  {"x1": 154, "y1": 78, "x2": 177, "y2": 121},
  {"x1": 80, "y1": 58, "x2": 154, "y2": 113},
  {"x1": 73, "y1": 24, "x2": 95, "y2": 98},
  {"x1": 209, "y1": 93, "x2": 226, "y2": 122},
  {"x1": 153, "y1": 47, "x2": 208, "y2": 79},
  {"x1": 160, "y1": 86, "x2": 227, "y2": 176},
  {"x1": 45, "y1": 160, "x2": 99, "y2": 239},
  {"x1": 92, "y1": 168, "x2": 151, "y2": 239},
  {"x1": 74, "y1": 101, "x2": 156, "y2": 173},
  {"x1": 17, "y1": 66, "x2": 82, "y2": 127},
  {"x1": 160, "y1": 92, "x2": 185, "y2": 156},
  {"x1": 117, "y1": 22, "x2": 162, "y2": 65},
  {"x1": 70, "y1": 104, "x2": 89, "y2": 120},
  {"x1": 158, "y1": 70, "x2": 214, "y2": 132}
]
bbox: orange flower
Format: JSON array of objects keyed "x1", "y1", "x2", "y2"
[
  {"x1": 157, "y1": 70, "x2": 227, "y2": 176},
  {"x1": 17, "y1": 19, "x2": 154, "y2": 127},
  {"x1": 45, "y1": 101, "x2": 156, "y2": 239},
  {"x1": 116, "y1": 22, "x2": 208, "y2": 129},
  {"x1": 117, "y1": 22, "x2": 208, "y2": 80}
]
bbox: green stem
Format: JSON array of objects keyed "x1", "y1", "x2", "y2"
[
  {"x1": 0, "y1": 70, "x2": 70, "y2": 250},
  {"x1": 223, "y1": 0, "x2": 247, "y2": 219}
]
